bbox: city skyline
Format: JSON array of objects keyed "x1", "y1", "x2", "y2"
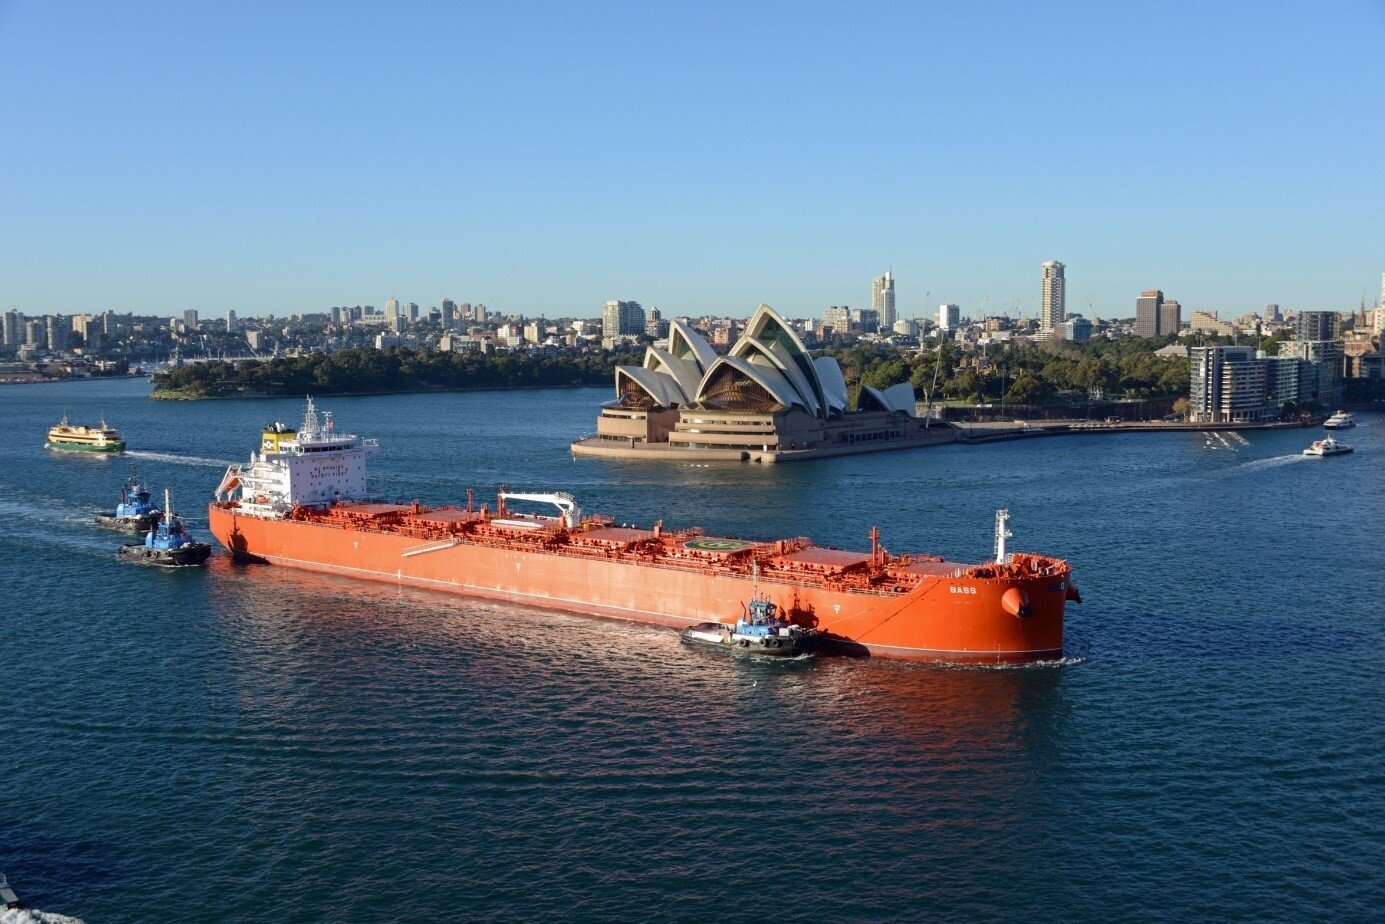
[{"x1": 1, "y1": 2, "x2": 1382, "y2": 317}]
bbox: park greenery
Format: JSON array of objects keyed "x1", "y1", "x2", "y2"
[
  {"x1": 152, "y1": 347, "x2": 620, "y2": 398},
  {"x1": 823, "y1": 336, "x2": 1192, "y2": 407},
  {"x1": 153, "y1": 337, "x2": 1200, "y2": 406}
]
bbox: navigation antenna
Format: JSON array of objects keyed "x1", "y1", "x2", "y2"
[{"x1": 994, "y1": 509, "x2": 1012, "y2": 564}]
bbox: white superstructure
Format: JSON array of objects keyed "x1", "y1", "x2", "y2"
[{"x1": 216, "y1": 398, "x2": 378, "y2": 517}]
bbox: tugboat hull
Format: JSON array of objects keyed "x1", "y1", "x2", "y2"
[
  {"x1": 680, "y1": 622, "x2": 812, "y2": 657},
  {"x1": 118, "y1": 542, "x2": 212, "y2": 568},
  {"x1": 95, "y1": 513, "x2": 162, "y2": 534}
]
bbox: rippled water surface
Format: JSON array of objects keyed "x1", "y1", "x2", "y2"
[{"x1": 2, "y1": 381, "x2": 1382, "y2": 922}]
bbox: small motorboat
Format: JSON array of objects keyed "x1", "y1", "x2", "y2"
[
  {"x1": 1323, "y1": 410, "x2": 1355, "y2": 430},
  {"x1": 119, "y1": 490, "x2": 212, "y2": 568},
  {"x1": 1303, "y1": 437, "x2": 1353, "y2": 457},
  {"x1": 95, "y1": 465, "x2": 163, "y2": 533},
  {"x1": 681, "y1": 579, "x2": 816, "y2": 657}
]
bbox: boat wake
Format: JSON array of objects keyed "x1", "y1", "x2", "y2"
[
  {"x1": 126, "y1": 450, "x2": 233, "y2": 468},
  {"x1": 1, "y1": 910, "x2": 87, "y2": 924},
  {"x1": 1236, "y1": 454, "x2": 1308, "y2": 472}
]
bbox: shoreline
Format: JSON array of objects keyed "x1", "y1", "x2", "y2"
[{"x1": 572, "y1": 417, "x2": 1317, "y2": 464}]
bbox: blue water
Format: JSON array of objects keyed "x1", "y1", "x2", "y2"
[{"x1": 1, "y1": 380, "x2": 1381, "y2": 922}]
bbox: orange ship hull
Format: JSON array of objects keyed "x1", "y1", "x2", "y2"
[{"x1": 208, "y1": 503, "x2": 1069, "y2": 664}]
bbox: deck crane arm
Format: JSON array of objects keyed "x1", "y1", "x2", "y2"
[{"x1": 499, "y1": 490, "x2": 582, "y2": 528}]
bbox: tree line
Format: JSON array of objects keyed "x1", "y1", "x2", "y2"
[{"x1": 152, "y1": 347, "x2": 621, "y2": 398}]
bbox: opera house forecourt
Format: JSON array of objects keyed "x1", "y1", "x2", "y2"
[{"x1": 570, "y1": 304, "x2": 958, "y2": 463}]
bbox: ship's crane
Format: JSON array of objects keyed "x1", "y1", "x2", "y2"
[{"x1": 499, "y1": 490, "x2": 582, "y2": 528}]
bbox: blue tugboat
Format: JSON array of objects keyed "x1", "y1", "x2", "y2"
[
  {"x1": 119, "y1": 490, "x2": 212, "y2": 568},
  {"x1": 95, "y1": 466, "x2": 163, "y2": 533},
  {"x1": 681, "y1": 566, "x2": 816, "y2": 657}
]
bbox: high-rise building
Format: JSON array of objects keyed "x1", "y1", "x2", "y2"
[
  {"x1": 441, "y1": 299, "x2": 456, "y2": 329},
  {"x1": 226, "y1": 309, "x2": 237, "y2": 333},
  {"x1": 2, "y1": 310, "x2": 22, "y2": 346},
  {"x1": 1040, "y1": 261, "x2": 1065, "y2": 332},
  {"x1": 1159, "y1": 299, "x2": 1182, "y2": 336},
  {"x1": 24, "y1": 319, "x2": 46, "y2": 348},
  {"x1": 602, "y1": 300, "x2": 645, "y2": 340},
  {"x1": 1278, "y1": 339, "x2": 1344, "y2": 406},
  {"x1": 330, "y1": 306, "x2": 343, "y2": 325},
  {"x1": 406, "y1": 302, "x2": 419, "y2": 321},
  {"x1": 1266, "y1": 303, "x2": 1282, "y2": 323},
  {"x1": 183, "y1": 309, "x2": 199, "y2": 331},
  {"x1": 46, "y1": 315, "x2": 71, "y2": 352},
  {"x1": 385, "y1": 299, "x2": 400, "y2": 322},
  {"x1": 822, "y1": 306, "x2": 851, "y2": 335},
  {"x1": 1135, "y1": 290, "x2": 1164, "y2": 338},
  {"x1": 872, "y1": 271, "x2": 896, "y2": 331},
  {"x1": 937, "y1": 303, "x2": 960, "y2": 331},
  {"x1": 1294, "y1": 311, "x2": 1338, "y2": 342}
]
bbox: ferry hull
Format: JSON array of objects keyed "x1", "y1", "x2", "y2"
[
  {"x1": 208, "y1": 506, "x2": 1067, "y2": 664},
  {"x1": 46, "y1": 440, "x2": 125, "y2": 453}
]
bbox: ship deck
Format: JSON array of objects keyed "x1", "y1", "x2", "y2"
[{"x1": 227, "y1": 499, "x2": 1068, "y2": 597}]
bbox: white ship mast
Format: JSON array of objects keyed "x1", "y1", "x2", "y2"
[{"x1": 994, "y1": 508, "x2": 1012, "y2": 564}]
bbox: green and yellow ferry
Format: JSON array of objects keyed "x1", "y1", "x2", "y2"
[{"x1": 45, "y1": 416, "x2": 126, "y2": 453}]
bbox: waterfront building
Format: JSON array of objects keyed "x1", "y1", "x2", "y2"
[
  {"x1": 602, "y1": 300, "x2": 645, "y2": 341},
  {"x1": 1135, "y1": 290, "x2": 1164, "y2": 338},
  {"x1": 872, "y1": 271, "x2": 896, "y2": 331},
  {"x1": 582, "y1": 304, "x2": 929, "y2": 459},
  {"x1": 938, "y1": 303, "x2": 961, "y2": 331},
  {"x1": 1190, "y1": 345, "x2": 1275, "y2": 422},
  {"x1": 1040, "y1": 261, "x2": 1065, "y2": 333}
]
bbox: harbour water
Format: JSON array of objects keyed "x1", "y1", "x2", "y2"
[{"x1": 1, "y1": 379, "x2": 1381, "y2": 922}]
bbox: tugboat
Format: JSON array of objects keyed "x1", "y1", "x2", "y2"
[
  {"x1": 95, "y1": 466, "x2": 163, "y2": 533},
  {"x1": 119, "y1": 490, "x2": 212, "y2": 567},
  {"x1": 681, "y1": 566, "x2": 817, "y2": 657},
  {"x1": 45, "y1": 414, "x2": 125, "y2": 453},
  {"x1": 1303, "y1": 436, "x2": 1354, "y2": 457}
]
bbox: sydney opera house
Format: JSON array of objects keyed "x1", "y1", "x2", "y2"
[{"x1": 570, "y1": 304, "x2": 955, "y2": 463}]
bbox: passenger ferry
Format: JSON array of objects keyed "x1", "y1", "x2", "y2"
[
  {"x1": 1303, "y1": 437, "x2": 1353, "y2": 457},
  {"x1": 45, "y1": 416, "x2": 125, "y2": 453},
  {"x1": 1323, "y1": 411, "x2": 1355, "y2": 430}
]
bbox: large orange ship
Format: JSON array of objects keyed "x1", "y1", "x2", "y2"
[{"x1": 209, "y1": 400, "x2": 1078, "y2": 663}]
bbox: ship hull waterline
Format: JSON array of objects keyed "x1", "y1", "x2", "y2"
[{"x1": 209, "y1": 506, "x2": 1067, "y2": 664}]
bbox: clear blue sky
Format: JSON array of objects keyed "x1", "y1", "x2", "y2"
[{"x1": 1, "y1": 1, "x2": 1381, "y2": 320}]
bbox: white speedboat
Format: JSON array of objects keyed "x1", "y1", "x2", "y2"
[
  {"x1": 1303, "y1": 437, "x2": 1353, "y2": 457},
  {"x1": 1323, "y1": 411, "x2": 1355, "y2": 430}
]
